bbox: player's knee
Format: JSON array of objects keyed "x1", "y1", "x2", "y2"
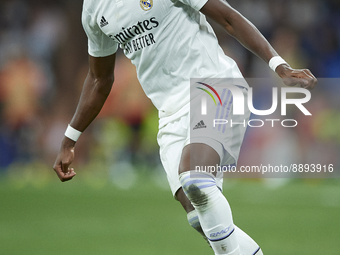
[{"x1": 179, "y1": 171, "x2": 217, "y2": 208}]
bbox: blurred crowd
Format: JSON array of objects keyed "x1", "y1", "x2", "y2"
[{"x1": 0, "y1": 0, "x2": 339, "y2": 178}]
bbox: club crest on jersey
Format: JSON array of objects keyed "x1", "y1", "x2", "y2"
[{"x1": 140, "y1": 0, "x2": 153, "y2": 11}]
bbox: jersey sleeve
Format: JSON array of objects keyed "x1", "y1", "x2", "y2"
[
  {"x1": 81, "y1": 9, "x2": 118, "y2": 57},
  {"x1": 177, "y1": 0, "x2": 208, "y2": 11}
]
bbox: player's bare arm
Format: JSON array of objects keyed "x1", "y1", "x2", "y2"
[
  {"x1": 53, "y1": 54, "x2": 116, "y2": 182},
  {"x1": 200, "y1": 0, "x2": 317, "y2": 90}
]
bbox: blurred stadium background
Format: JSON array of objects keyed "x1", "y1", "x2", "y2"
[{"x1": 0, "y1": 0, "x2": 339, "y2": 254}]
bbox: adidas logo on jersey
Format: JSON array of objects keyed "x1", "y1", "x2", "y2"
[
  {"x1": 100, "y1": 16, "x2": 109, "y2": 28},
  {"x1": 193, "y1": 120, "x2": 207, "y2": 130}
]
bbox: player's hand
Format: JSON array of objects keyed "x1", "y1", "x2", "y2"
[
  {"x1": 276, "y1": 64, "x2": 317, "y2": 90},
  {"x1": 53, "y1": 138, "x2": 76, "y2": 182}
]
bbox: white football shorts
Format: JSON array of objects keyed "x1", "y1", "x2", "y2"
[{"x1": 157, "y1": 86, "x2": 250, "y2": 198}]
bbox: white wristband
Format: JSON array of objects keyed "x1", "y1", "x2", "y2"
[
  {"x1": 269, "y1": 56, "x2": 288, "y2": 72},
  {"x1": 65, "y1": 125, "x2": 82, "y2": 142}
]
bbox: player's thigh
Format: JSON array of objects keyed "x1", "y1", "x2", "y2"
[
  {"x1": 188, "y1": 85, "x2": 250, "y2": 168},
  {"x1": 178, "y1": 84, "x2": 250, "y2": 179},
  {"x1": 179, "y1": 143, "x2": 220, "y2": 175},
  {"x1": 157, "y1": 115, "x2": 189, "y2": 197}
]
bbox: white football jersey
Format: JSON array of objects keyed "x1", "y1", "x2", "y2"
[{"x1": 82, "y1": 0, "x2": 245, "y2": 120}]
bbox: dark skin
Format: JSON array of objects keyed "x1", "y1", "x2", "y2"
[
  {"x1": 53, "y1": 0, "x2": 317, "y2": 214},
  {"x1": 53, "y1": 54, "x2": 116, "y2": 181}
]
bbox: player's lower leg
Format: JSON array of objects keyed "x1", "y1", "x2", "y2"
[
  {"x1": 177, "y1": 186, "x2": 263, "y2": 254},
  {"x1": 234, "y1": 226, "x2": 263, "y2": 255},
  {"x1": 179, "y1": 144, "x2": 240, "y2": 254},
  {"x1": 180, "y1": 170, "x2": 240, "y2": 255},
  {"x1": 187, "y1": 209, "x2": 211, "y2": 244},
  {"x1": 179, "y1": 143, "x2": 264, "y2": 254},
  {"x1": 177, "y1": 187, "x2": 211, "y2": 244},
  {"x1": 186, "y1": 208, "x2": 263, "y2": 255}
]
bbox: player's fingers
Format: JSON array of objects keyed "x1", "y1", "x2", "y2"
[
  {"x1": 303, "y1": 69, "x2": 316, "y2": 79},
  {"x1": 59, "y1": 172, "x2": 76, "y2": 182},
  {"x1": 285, "y1": 69, "x2": 317, "y2": 90},
  {"x1": 298, "y1": 71, "x2": 313, "y2": 89},
  {"x1": 57, "y1": 168, "x2": 76, "y2": 182},
  {"x1": 67, "y1": 168, "x2": 77, "y2": 177},
  {"x1": 53, "y1": 161, "x2": 76, "y2": 182},
  {"x1": 53, "y1": 163, "x2": 67, "y2": 182},
  {"x1": 292, "y1": 69, "x2": 317, "y2": 90},
  {"x1": 302, "y1": 69, "x2": 317, "y2": 90},
  {"x1": 61, "y1": 159, "x2": 72, "y2": 173},
  {"x1": 60, "y1": 164, "x2": 76, "y2": 182},
  {"x1": 282, "y1": 76, "x2": 308, "y2": 88},
  {"x1": 62, "y1": 171, "x2": 76, "y2": 182}
]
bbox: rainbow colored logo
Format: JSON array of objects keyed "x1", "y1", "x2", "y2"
[{"x1": 196, "y1": 82, "x2": 223, "y2": 106}]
